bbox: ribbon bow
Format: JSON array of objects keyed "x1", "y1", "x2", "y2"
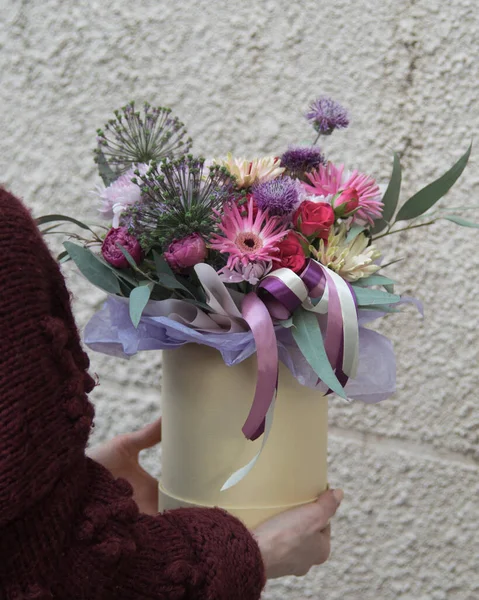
[{"x1": 240, "y1": 259, "x2": 359, "y2": 441}]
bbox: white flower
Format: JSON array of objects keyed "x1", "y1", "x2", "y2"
[
  {"x1": 313, "y1": 225, "x2": 381, "y2": 282},
  {"x1": 97, "y1": 163, "x2": 149, "y2": 227},
  {"x1": 214, "y1": 154, "x2": 285, "y2": 188}
]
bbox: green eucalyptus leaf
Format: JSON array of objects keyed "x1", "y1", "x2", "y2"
[
  {"x1": 292, "y1": 308, "x2": 347, "y2": 399},
  {"x1": 359, "y1": 304, "x2": 402, "y2": 313},
  {"x1": 443, "y1": 215, "x2": 479, "y2": 228},
  {"x1": 129, "y1": 283, "x2": 153, "y2": 328},
  {"x1": 279, "y1": 317, "x2": 294, "y2": 328},
  {"x1": 354, "y1": 275, "x2": 396, "y2": 288},
  {"x1": 395, "y1": 143, "x2": 472, "y2": 222},
  {"x1": 96, "y1": 257, "x2": 139, "y2": 286},
  {"x1": 352, "y1": 286, "x2": 401, "y2": 306},
  {"x1": 96, "y1": 148, "x2": 119, "y2": 187},
  {"x1": 116, "y1": 244, "x2": 143, "y2": 272},
  {"x1": 58, "y1": 250, "x2": 71, "y2": 264},
  {"x1": 180, "y1": 297, "x2": 213, "y2": 311},
  {"x1": 152, "y1": 250, "x2": 175, "y2": 276},
  {"x1": 370, "y1": 152, "x2": 402, "y2": 235},
  {"x1": 118, "y1": 279, "x2": 134, "y2": 297},
  {"x1": 157, "y1": 273, "x2": 194, "y2": 297},
  {"x1": 149, "y1": 284, "x2": 175, "y2": 301},
  {"x1": 63, "y1": 242, "x2": 121, "y2": 294},
  {"x1": 346, "y1": 225, "x2": 366, "y2": 243},
  {"x1": 37, "y1": 214, "x2": 97, "y2": 235}
]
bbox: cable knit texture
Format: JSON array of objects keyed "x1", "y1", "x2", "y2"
[{"x1": 0, "y1": 187, "x2": 265, "y2": 600}]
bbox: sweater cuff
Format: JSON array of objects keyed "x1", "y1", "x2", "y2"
[{"x1": 163, "y1": 507, "x2": 266, "y2": 600}]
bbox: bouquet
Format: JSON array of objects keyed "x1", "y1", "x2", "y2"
[{"x1": 39, "y1": 97, "x2": 474, "y2": 526}]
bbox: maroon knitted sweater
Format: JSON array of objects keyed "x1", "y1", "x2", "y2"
[{"x1": 0, "y1": 188, "x2": 265, "y2": 600}]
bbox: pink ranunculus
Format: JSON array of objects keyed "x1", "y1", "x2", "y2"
[
  {"x1": 164, "y1": 234, "x2": 207, "y2": 272},
  {"x1": 101, "y1": 227, "x2": 142, "y2": 269},
  {"x1": 333, "y1": 187, "x2": 360, "y2": 216}
]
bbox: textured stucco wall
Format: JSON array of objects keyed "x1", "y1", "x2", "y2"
[{"x1": 1, "y1": 1, "x2": 478, "y2": 598}]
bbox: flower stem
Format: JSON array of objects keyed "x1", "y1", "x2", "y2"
[{"x1": 372, "y1": 219, "x2": 437, "y2": 241}]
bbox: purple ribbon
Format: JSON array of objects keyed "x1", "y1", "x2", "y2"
[
  {"x1": 257, "y1": 260, "x2": 327, "y2": 318},
  {"x1": 240, "y1": 293, "x2": 279, "y2": 441}
]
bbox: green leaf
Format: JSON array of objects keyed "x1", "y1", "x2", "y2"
[
  {"x1": 354, "y1": 275, "x2": 396, "y2": 287},
  {"x1": 116, "y1": 244, "x2": 144, "y2": 272},
  {"x1": 352, "y1": 286, "x2": 401, "y2": 306},
  {"x1": 180, "y1": 297, "x2": 213, "y2": 311},
  {"x1": 96, "y1": 256, "x2": 139, "y2": 286},
  {"x1": 443, "y1": 215, "x2": 479, "y2": 229},
  {"x1": 346, "y1": 225, "x2": 365, "y2": 243},
  {"x1": 150, "y1": 284, "x2": 175, "y2": 301},
  {"x1": 279, "y1": 317, "x2": 294, "y2": 328},
  {"x1": 96, "y1": 148, "x2": 119, "y2": 187},
  {"x1": 63, "y1": 242, "x2": 121, "y2": 294},
  {"x1": 292, "y1": 309, "x2": 347, "y2": 399},
  {"x1": 129, "y1": 283, "x2": 153, "y2": 328},
  {"x1": 152, "y1": 250, "x2": 175, "y2": 277},
  {"x1": 57, "y1": 250, "x2": 71, "y2": 264},
  {"x1": 150, "y1": 251, "x2": 195, "y2": 297},
  {"x1": 370, "y1": 152, "x2": 402, "y2": 235},
  {"x1": 359, "y1": 304, "x2": 402, "y2": 313},
  {"x1": 36, "y1": 214, "x2": 97, "y2": 235},
  {"x1": 395, "y1": 143, "x2": 472, "y2": 222},
  {"x1": 157, "y1": 273, "x2": 195, "y2": 297}
]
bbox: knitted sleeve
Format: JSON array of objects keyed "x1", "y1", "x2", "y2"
[
  {"x1": 0, "y1": 188, "x2": 265, "y2": 599},
  {"x1": 51, "y1": 459, "x2": 265, "y2": 600}
]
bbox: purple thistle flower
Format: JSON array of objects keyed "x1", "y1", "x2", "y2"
[
  {"x1": 280, "y1": 145, "x2": 326, "y2": 177},
  {"x1": 305, "y1": 96, "x2": 350, "y2": 136},
  {"x1": 252, "y1": 176, "x2": 301, "y2": 216}
]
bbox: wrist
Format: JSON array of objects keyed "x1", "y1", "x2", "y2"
[{"x1": 253, "y1": 527, "x2": 290, "y2": 580}]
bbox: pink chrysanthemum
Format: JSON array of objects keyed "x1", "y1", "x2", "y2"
[
  {"x1": 303, "y1": 163, "x2": 384, "y2": 226},
  {"x1": 209, "y1": 198, "x2": 288, "y2": 270}
]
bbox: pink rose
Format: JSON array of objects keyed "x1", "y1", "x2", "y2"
[
  {"x1": 293, "y1": 200, "x2": 335, "y2": 239},
  {"x1": 333, "y1": 188, "x2": 359, "y2": 217},
  {"x1": 101, "y1": 227, "x2": 142, "y2": 269},
  {"x1": 164, "y1": 234, "x2": 207, "y2": 271}
]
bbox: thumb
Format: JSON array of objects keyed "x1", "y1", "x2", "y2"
[{"x1": 128, "y1": 417, "x2": 162, "y2": 452}]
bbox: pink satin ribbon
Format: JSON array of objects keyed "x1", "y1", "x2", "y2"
[{"x1": 240, "y1": 293, "x2": 279, "y2": 441}]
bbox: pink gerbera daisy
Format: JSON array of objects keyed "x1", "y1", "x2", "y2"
[
  {"x1": 303, "y1": 162, "x2": 384, "y2": 226},
  {"x1": 209, "y1": 198, "x2": 288, "y2": 270}
]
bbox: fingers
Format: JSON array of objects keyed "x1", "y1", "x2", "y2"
[
  {"x1": 316, "y1": 523, "x2": 331, "y2": 565},
  {"x1": 128, "y1": 417, "x2": 162, "y2": 452},
  {"x1": 312, "y1": 488, "x2": 343, "y2": 530}
]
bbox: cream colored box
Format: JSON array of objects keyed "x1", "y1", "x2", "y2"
[{"x1": 158, "y1": 343, "x2": 328, "y2": 530}]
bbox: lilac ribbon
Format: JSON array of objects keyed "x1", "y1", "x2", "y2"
[{"x1": 240, "y1": 292, "x2": 279, "y2": 441}]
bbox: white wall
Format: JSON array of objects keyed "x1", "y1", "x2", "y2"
[{"x1": 1, "y1": 1, "x2": 478, "y2": 598}]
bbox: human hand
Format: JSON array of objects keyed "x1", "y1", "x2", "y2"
[
  {"x1": 252, "y1": 488, "x2": 343, "y2": 579},
  {"x1": 87, "y1": 417, "x2": 162, "y2": 515}
]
